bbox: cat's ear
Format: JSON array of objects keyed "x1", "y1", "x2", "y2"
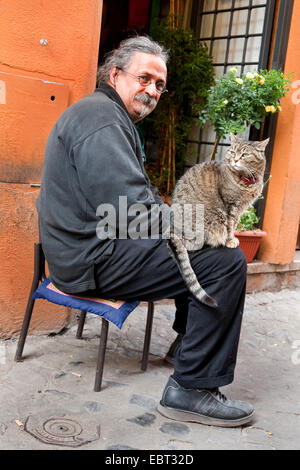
[
  {"x1": 230, "y1": 133, "x2": 239, "y2": 143},
  {"x1": 256, "y1": 138, "x2": 270, "y2": 151}
]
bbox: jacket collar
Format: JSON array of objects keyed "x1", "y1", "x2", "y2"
[
  {"x1": 95, "y1": 83, "x2": 145, "y2": 160},
  {"x1": 95, "y1": 83, "x2": 131, "y2": 119}
]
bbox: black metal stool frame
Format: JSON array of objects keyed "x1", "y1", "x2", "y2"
[{"x1": 14, "y1": 242, "x2": 154, "y2": 391}]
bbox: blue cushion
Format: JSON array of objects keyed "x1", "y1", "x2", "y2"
[{"x1": 32, "y1": 278, "x2": 139, "y2": 329}]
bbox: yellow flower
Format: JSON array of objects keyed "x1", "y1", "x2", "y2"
[
  {"x1": 246, "y1": 72, "x2": 254, "y2": 80},
  {"x1": 277, "y1": 105, "x2": 282, "y2": 112},
  {"x1": 223, "y1": 99, "x2": 228, "y2": 105},
  {"x1": 265, "y1": 105, "x2": 276, "y2": 113},
  {"x1": 235, "y1": 78, "x2": 243, "y2": 85},
  {"x1": 229, "y1": 67, "x2": 237, "y2": 73},
  {"x1": 259, "y1": 77, "x2": 265, "y2": 85}
]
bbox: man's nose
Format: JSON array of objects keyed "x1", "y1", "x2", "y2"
[{"x1": 144, "y1": 82, "x2": 158, "y2": 97}]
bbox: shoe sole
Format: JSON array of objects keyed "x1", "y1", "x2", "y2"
[{"x1": 157, "y1": 403, "x2": 255, "y2": 428}]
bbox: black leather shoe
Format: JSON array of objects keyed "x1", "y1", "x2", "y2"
[
  {"x1": 158, "y1": 376, "x2": 255, "y2": 427},
  {"x1": 164, "y1": 334, "x2": 183, "y2": 365}
]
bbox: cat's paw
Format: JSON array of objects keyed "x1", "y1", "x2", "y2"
[{"x1": 226, "y1": 237, "x2": 240, "y2": 248}]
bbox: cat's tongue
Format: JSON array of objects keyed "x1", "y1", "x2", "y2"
[{"x1": 241, "y1": 175, "x2": 258, "y2": 185}]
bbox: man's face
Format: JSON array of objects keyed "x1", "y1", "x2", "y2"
[{"x1": 109, "y1": 52, "x2": 167, "y2": 122}]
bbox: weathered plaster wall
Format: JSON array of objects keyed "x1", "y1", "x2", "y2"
[{"x1": 0, "y1": 1, "x2": 102, "y2": 337}]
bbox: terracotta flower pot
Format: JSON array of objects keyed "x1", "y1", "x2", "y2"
[{"x1": 234, "y1": 230, "x2": 267, "y2": 263}]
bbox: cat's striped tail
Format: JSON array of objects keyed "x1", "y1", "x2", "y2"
[{"x1": 168, "y1": 236, "x2": 218, "y2": 309}]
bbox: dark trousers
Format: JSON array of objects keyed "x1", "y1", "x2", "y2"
[{"x1": 93, "y1": 238, "x2": 247, "y2": 389}]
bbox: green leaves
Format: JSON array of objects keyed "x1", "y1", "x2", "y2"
[
  {"x1": 200, "y1": 68, "x2": 292, "y2": 139},
  {"x1": 237, "y1": 206, "x2": 260, "y2": 232},
  {"x1": 144, "y1": 17, "x2": 215, "y2": 194},
  {"x1": 151, "y1": 17, "x2": 214, "y2": 111}
]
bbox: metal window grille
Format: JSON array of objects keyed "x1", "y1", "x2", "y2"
[{"x1": 187, "y1": 0, "x2": 276, "y2": 165}]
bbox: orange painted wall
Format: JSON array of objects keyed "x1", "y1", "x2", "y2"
[
  {"x1": 0, "y1": 1, "x2": 102, "y2": 337},
  {"x1": 260, "y1": 0, "x2": 300, "y2": 264}
]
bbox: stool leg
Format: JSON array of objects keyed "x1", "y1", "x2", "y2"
[
  {"x1": 14, "y1": 294, "x2": 36, "y2": 362},
  {"x1": 76, "y1": 311, "x2": 87, "y2": 339},
  {"x1": 15, "y1": 243, "x2": 44, "y2": 362},
  {"x1": 94, "y1": 318, "x2": 109, "y2": 392},
  {"x1": 141, "y1": 301, "x2": 154, "y2": 371}
]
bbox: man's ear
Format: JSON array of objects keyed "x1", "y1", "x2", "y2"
[{"x1": 109, "y1": 66, "x2": 119, "y2": 86}]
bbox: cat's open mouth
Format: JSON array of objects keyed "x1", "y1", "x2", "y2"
[{"x1": 240, "y1": 175, "x2": 258, "y2": 185}]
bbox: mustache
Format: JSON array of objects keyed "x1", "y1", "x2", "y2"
[{"x1": 135, "y1": 93, "x2": 157, "y2": 108}]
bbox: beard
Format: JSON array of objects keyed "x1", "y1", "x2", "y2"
[{"x1": 134, "y1": 93, "x2": 157, "y2": 119}]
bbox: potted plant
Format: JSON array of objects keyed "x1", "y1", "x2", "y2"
[
  {"x1": 199, "y1": 67, "x2": 292, "y2": 159},
  {"x1": 235, "y1": 206, "x2": 267, "y2": 263},
  {"x1": 198, "y1": 68, "x2": 291, "y2": 260}
]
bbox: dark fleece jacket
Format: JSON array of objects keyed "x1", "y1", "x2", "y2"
[{"x1": 37, "y1": 84, "x2": 166, "y2": 293}]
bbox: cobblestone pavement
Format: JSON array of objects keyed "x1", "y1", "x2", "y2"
[{"x1": 0, "y1": 289, "x2": 299, "y2": 450}]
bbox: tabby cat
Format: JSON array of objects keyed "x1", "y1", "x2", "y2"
[{"x1": 168, "y1": 133, "x2": 269, "y2": 308}]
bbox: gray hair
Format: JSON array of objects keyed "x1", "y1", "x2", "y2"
[{"x1": 97, "y1": 35, "x2": 169, "y2": 84}]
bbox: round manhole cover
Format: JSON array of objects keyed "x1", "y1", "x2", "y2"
[{"x1": 25, "y1": 415, "x2": 100, "y2": 447}]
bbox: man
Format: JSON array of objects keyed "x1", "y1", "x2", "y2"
[{"x1": 37, "y1": 36, "x2": 254, "y2": 427}]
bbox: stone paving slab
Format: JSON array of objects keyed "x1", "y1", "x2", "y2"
[{"x1": 0, "y1": 288, "x2": 299, "y2": 450}]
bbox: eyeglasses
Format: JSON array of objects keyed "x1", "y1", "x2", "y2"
[{"x1": 118, "y1": 68, "x2": 168, "y2": 94}]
